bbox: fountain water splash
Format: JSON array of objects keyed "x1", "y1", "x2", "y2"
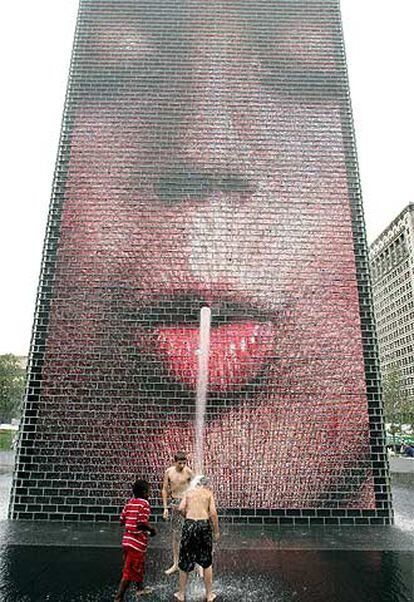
[
  {"x1": 149, "y1": 573, "x2": 293, "y2": 601},
  {"x1": 194, "y1": 306, "x2": 211, "y2": 474}
]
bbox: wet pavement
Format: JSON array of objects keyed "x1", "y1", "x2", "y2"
[
  {"x1": 0, "y1": 546, "x2": 413, "y2": 601},
  {"x1": 0, "y1": 460, "x2": 412, "y2": 600}
]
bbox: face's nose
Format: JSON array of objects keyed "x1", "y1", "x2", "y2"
[
  {"x1": 154, "y1": 4, "x2": 256, "y2": 204},
  {"x1": 183, "y1": 11, "x2": 251, "y2": 168}
]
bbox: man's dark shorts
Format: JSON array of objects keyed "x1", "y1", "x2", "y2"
[
  {"x1": 178, "y1": 518, "x2": 213, "y2": 572},
  {"x1": 170, "y1": 498, "x2": 184, "y2": 535}
]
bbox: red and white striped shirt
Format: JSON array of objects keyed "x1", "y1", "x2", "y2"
[{"x1": 120, "y1": 497, "x2": 151, "y2": 552}]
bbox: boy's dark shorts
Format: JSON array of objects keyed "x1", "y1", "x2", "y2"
[
  {"x1": 122, "y1": 546, "x2": 145, "y2": 583},
  {"x1": 178, "y1": 519, "x2": 213, "y2": 572}
]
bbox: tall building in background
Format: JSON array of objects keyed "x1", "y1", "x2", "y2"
[
  {"x1": 369, "y1": 204, "x2": 414, "y2": 400},
  {"x1": 10, "y1": 0, "x2": 391, "y2": 525}
]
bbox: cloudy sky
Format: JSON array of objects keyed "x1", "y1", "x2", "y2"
[{"x1": 1, "y1": 0, "x2": 413, "y2": 356}]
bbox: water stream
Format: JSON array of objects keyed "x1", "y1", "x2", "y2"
[{"x1": 194, "y1": 306, "x2": 211, "y2": 474}]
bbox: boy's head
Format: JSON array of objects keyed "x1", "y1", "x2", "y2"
[
  {"x1": 191, "y1": 474, "x2": 209, "y2": 488},
  {"x1": 174, "y1": 451, "x2": 187, "y2": 471},
  {"x1": 132, "y1": 479, "x2": 150, "y2": 499}
]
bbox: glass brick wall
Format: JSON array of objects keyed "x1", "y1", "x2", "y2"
[{"x1": 10, "y1": 0, "x2": 392, "y2": 525}]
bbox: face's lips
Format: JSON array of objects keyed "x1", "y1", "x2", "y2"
[
  {"x1": 157, "y1": 320, "x2": 275, "y2": 390},
  {"x1": 136, "y1": 295, "x2": 275, "y2": 326},
  {"x1": 132, "y1": 294, "x2": 279, "y2": 391}
]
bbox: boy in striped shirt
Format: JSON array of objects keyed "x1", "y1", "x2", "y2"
[{"x1": 115, "y1": 479, "x2": 157, "y2": 601}]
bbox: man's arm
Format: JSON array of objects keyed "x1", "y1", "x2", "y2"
[
  {"x1": 162, "y1": 471, "x2": 170, "y2": 520},
  {"x1": 209, "y1": 493, "x2": 220, "y2": 541}
]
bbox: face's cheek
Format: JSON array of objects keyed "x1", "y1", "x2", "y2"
[
  {"x1": 61, "y1": 120, "x2": 195, "y2": 294},
  {"x1": 186, "y1": 98, "x2": 352, "y2": 298}
]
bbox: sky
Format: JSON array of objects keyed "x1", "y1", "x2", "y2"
[{"x1": 0, "y1": 0, "x2": 413, "y2": 356}]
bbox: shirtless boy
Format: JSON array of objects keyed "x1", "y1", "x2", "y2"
[
  {"x1": 162, "y1": 451, "x2": 194, "y2": 575},
  {"x1": 174, "y1": 475, "x2": 220, "y2": 602}
]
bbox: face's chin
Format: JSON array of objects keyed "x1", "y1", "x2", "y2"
[{"x1": 160, "y1": 399, "x2": 373, "y2": 508}]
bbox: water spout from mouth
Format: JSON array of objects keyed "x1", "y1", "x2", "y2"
[{"x1": 194, "y1": 306, "x2": 211, "y2": 474}]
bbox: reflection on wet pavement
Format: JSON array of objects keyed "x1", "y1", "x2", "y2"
[{"x1": 0, "y1": 547, "x2": 413, "y2": 601}]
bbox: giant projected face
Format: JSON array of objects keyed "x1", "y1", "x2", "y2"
[{"x1": 43, "y1": 0, "x2": 375, "y2": 509}]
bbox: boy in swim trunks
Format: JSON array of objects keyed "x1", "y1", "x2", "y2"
[
  {"x1": 115, "y1": 479, "x2": 156, "y2": 601},
  {"x1": 174, "y1": 475, "x2": 220, "y2": 602},
  {"x1": 162, "y1": 451, "x2": 194, "y2": 575}
]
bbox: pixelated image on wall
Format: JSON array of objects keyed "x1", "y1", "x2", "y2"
[{"x1": 11, "y1": 0, "x2": 391, "y2": 524}]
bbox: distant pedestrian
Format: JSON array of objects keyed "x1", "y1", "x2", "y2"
[
  {"x1": 115, "y1": 479, "x2": 156, "y2": 601},
  {"x1": 402, "y1": 443, "x2": 414, "y2": 458}
]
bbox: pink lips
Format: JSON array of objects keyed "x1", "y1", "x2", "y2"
[{"x1": 157, "y1": 321, "x2": 275, "y2": 390}]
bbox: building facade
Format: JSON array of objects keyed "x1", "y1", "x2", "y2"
[
  {"x1": 10, "y1": 0, "x2": 391, "y2": 525},
  {"x1": 370, "y1": 204, "x2": 414, "y2": 402}
]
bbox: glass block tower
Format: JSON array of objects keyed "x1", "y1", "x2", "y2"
[{"x1": 11, "y1": 0, "x2": 392, "y2": 525}]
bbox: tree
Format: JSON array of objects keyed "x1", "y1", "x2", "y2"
[
  {"x1": 0, "y1": 354, "x2": 25, "y2": 423},
  {"x1": 399, "y1": 395, "x2": 414, "y2": 434},
  {"x1": 382, "y1": 363, "x2": 405, "y2": 448}
]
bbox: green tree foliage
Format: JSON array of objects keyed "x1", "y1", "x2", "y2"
[
  {"x1": 382, "y1": 363, "x2": 413, "y2": 443},
  {"x1": 399, "y1": 395, "x2": 414, "y2": 433},
  {"x1": 0, "y1": 354, "x2": 25, "y2": 423}
]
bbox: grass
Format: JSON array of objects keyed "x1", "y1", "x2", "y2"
[{"x1": 0, "y1": 430, "x2": 15, "y2": 451}]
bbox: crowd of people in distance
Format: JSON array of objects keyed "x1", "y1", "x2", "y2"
[{"x1": 115, "y1": 451, "x2": 219, "y2": 602}]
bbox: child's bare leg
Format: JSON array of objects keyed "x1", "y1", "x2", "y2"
[
  {"x1": 203, "y1": 566, "x2": 216, "y2": 601},
  {"x1": 174, "y1": 569, "x2": 188, "y2": 600},
  {"x1": 114, "y1": 578, "x2": 129, "y2": 601}
]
